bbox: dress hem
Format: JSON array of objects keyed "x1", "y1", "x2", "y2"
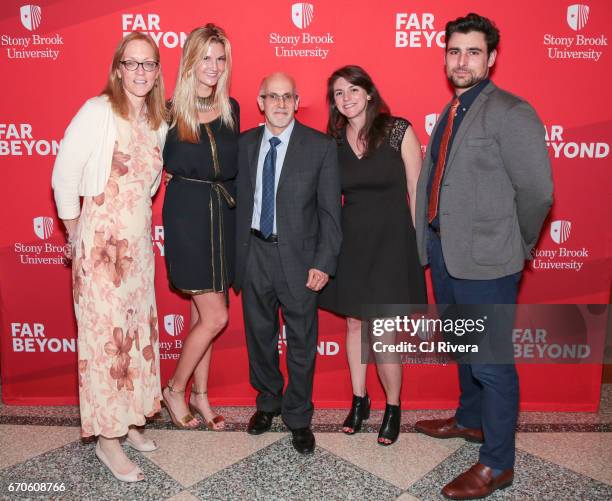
[{"x1": 80, "y1": 403, "x2": 162, "y2": 439}]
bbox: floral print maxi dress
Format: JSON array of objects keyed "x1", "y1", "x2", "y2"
[{"x1": 71, "y1": 113, "x2": 162, "y2": 438}]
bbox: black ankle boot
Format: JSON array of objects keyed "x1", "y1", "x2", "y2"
[
  {"x1": 378, "y1": 403, "x2": 401, "y2": 446},
  {"x1": 342, "y1": 394, "x2": 371, "y2": 434}
]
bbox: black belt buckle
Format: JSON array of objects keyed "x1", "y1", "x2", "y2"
[{"x1": 251, "y1": 228, "x2": 279, "y2": 243}]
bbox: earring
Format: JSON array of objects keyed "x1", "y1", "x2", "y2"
[{"x1": 367, "y1": 96, "x2": 371, "y2": 101}]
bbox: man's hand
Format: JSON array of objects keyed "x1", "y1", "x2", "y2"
[
  {"x1": 164, "y1": 171, "x2": 173, "y2": 186},
  {"x1": 306, "y1": 268, "x2": 329, "y2": 291}
]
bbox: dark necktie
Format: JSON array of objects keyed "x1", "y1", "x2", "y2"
[
  {"x1": 260, "y1": 136, "x2": 282, "y2": 238},
  {"x1": 428, "y1": 97, "x2": 460, "y2": 223}
]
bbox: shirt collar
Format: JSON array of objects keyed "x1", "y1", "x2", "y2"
[
  {"x1": 263, "y1": 119, "x2": 295, "y2": 146},
  {"x1": 457, "y1": 78, "x2": 490, "y2": 109}
]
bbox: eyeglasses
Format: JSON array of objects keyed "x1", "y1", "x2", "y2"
[
  {"x1": 260, "y1": 93, "x2": 297, "y2": 103},
  {"x1": 120, "y1": 60, "x2": 160, "y2": 72}
]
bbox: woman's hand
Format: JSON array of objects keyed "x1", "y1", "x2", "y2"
[
  {"x1": 63, "y1": 241, "x2": 72, "y2": 260},
  {"x1": 62, "y1": 218, "x2": 79, "y2": 262}
]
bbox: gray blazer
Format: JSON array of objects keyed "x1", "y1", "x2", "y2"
[
  {"x1": 234, "y1": 120, "x2": 342, "y2": 298},
  {"x1": 415, "y1": 82, "x2": 554, "y2": 280}
]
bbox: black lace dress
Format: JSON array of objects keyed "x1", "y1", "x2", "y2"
[{"x1": 319, "y1": 117, "x2": 427, "y2": 318}]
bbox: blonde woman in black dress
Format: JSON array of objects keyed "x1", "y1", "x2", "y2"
[
  {"x1": 162, "y1": 24, "x2": 239, "y2": 430},
  {"x1": 319, "y1": 65, "x2": 426, "y2": 445}
]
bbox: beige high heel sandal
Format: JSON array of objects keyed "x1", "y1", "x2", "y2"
[
  {"x1": 162, "y1": 381, "x2": 199, "y2": 429},
  {"x1": 189, "y1": 385, "x2": 225, "y2": 431}
]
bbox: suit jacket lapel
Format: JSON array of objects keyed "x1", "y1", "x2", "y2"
[
  {"x1": 248, "y1": 126, "x2": 265, "y2": 189},
  {"x1": 445, "y1": 81, "x2": 495, "y2": 172},
  {"x1": 277, "y1": 120, "x2": 303, "y2": 192}
]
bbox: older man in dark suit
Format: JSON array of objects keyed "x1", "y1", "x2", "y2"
[
  {"x1": 413, "y1": 13, "x2": 553, "y2": 500},
  {"x1": 234, "y1": 72, "x2": 342, "y2": 454}
]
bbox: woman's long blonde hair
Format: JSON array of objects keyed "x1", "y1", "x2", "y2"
[
  {"x1": 171, "y1": 24, "x2": 235, "y2": 142},
  {"x1": 101, "y1": 32, "x2": 167, "y2": 129}
]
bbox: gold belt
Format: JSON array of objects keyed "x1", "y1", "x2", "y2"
[{"x1": 174, "y1": 175, "x2": 236, "y2": 208}]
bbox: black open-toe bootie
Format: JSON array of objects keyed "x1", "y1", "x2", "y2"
[
  {"x1": 377, "y1": 403, "x2": 401, "y2": 446},
  {"x1": 342, "y1": 394, "x2": 371, "y2": 434}
]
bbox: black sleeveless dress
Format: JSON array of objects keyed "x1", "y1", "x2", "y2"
[
  {"x1": 162, "y1": 99, "x2": 239, "y2": 294},
  {"x1": 319, "y1": 117, "x2": 427, "y2": 318}
]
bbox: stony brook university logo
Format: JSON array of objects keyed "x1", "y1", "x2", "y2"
[
  {"x1": 550, "y1": 220, "x2": 572, "y2": 244},
  {"x1": 567, "y1": 4, "x2": 590, "y2": 31},
  {"x1": 543, "y1": 4, "x2": 604, "y2": 63},
  {"x1": 163, "y1": 314, "x2": 185, "y2": 336},
  {"x1": 425, "y1": 113, "x2": 439, "y2": 136},
  {"x1": 15, "y1": 216, "x2": 64, "y2": 265},
  {"x1": 292, "y1": 3, "x2": 314, "y2": 29},
  {"x1": 20, "y1": 5, "x2": 42, "y2": 31},
  {"x1": 6, "y1": 6, "x2": 63, "y2": 61},
  {"x1": 269, "y1": 1, "x2": 333, "y2": 60},
  {"x1": 33, "y1": 216, "x2": 53, "y2": 240},
  {"x1": 532, "y1": 219, "x2": 587, "y2": 272}
]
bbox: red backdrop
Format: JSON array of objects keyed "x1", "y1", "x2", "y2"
[{"x1": 1, "y1": 0, "x2": 610, "y2": 411}]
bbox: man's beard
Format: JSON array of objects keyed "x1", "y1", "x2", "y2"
[{"x1": 447, "y1": 69, "x2": 486, "y2": 89}]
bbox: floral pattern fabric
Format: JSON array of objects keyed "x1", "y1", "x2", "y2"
[{"x1": 72, "y1": 113, "x2": 162, "y2": 438}]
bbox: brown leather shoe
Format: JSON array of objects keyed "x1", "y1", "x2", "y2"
[
  {"x1": 442, "y1": 463, "x2": 513, "y2": 499},
  {"x1": 414, "y1": 417, "x2": 483, "y2": 443}
]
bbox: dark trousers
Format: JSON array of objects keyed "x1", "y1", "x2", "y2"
[
  {"x1": 241, "y1": 236, "x2": 318, "y2": 429},
  {"x1": 428, "y1": 229, "x2": 520, "y2": 470}
]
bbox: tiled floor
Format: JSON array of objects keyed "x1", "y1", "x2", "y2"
[{"x1": 1, "y1": 387, "x2": 611, "y2": 500}]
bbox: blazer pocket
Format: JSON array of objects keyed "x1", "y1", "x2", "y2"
[
  {"x1": 471, "y1": 216, "x2": 513, "y2": 266},
  {"x1": 466, "y1": 137, "x2": 495, "y2": 147}
]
